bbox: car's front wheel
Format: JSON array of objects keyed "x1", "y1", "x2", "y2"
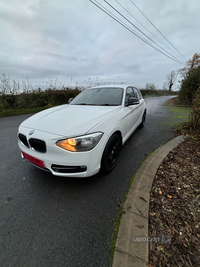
[
  {"x1": 101, "y1": 134, "x2": 122, "y2": 173},
  {"x1": 139, "y1": 110, "x2": 146, "y2": 128}
]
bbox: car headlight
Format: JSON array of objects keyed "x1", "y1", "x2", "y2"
[{"x1": 55, "y1": 132, "x2": 103, "y2": 152}]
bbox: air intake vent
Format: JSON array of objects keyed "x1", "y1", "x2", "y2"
[
  {"x1": 18, "y1": 133, "x2": 29, "y2": 148},
  {"x1": 51, "y1": 165, "x2": 87, "y2": 173},
  {"x1": 29, "y1": 138, "x2": 46, "y2": 153}
]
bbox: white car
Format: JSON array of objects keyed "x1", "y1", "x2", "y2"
[{"x1": 18, "y1": 85, "x2": 146, "y2": 178}]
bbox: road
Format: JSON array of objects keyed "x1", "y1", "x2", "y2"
[{"x1": 0, "y1": 96, "x2": 176, "y2": 267}]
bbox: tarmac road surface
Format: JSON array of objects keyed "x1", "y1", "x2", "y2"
[{"x1": 0, "y1": 96, "x2": 176, "y2": 267}]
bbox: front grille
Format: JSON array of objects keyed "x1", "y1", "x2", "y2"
[
  {"x1": 29, "y1": 138, "x2": 46, "y2": 153},
  {"x1": 51, "y1": 165, "x2": 87, "y2": 173},
  {"x1": 18, "y1": 133, "x2": 29, "y2": 148}
]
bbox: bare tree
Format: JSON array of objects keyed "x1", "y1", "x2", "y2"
[
  {"x1": 145, "y1": 82, "x2": 156, "y2": 90},
  {"x1": 166, "y1": 70, "x2": 176, "y2": 92}
]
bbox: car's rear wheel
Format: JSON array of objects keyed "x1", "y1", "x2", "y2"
[{"x1": 101, "y1": 134, "x2": 121, "y2": 173}]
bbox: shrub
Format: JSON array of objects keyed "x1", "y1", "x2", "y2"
[
  {"x1": 46, "y1": 88, "x2": 81, "y2": 106},
  {"x1": 179, "y1": 65, "x2": 200, "y2": 105},
  {"x1": 187, "y1": 87, "x2": 200, "y2": 129},
  {"x1": 140, "y1": 89, "x2": 173, "y2": 97},
  {"x1": 0, "y1": 87, "x2": 81, "y2": 110}
]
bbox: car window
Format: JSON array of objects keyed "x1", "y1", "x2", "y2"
[
  {"x1": 137, "y1": 89, "x2": 143, "y2": 100},
  {"x1": 125, "y1": 87, "x2": 136, "y2": 105},
  {"x1": 70, "y1": 87, "x2": 123, "y2": 106},
  {"x1": 133, "y1": 88, "x2": 139, "y2": 99}
]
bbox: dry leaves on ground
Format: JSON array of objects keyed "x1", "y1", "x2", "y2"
[{"x1": 148, "y1": 137, "x2": 200, "y2": 267}]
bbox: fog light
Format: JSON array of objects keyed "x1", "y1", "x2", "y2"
[{"x1": 80, "y1": 165, "x2": 87, "y2": 171}]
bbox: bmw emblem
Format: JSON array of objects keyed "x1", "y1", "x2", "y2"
[{"x1": 29, "y1": 130, "x2": 34, "y2": 135}]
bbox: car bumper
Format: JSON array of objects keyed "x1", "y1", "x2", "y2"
[{"x1": 18, "y1": 127, "x2": 107, "y2": 178}]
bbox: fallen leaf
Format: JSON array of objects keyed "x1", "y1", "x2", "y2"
[
  {"x1": 157, "y1": 245, "x2": 164, "y2": 251},
  {"x1": 167, "y1": 195, "x2": 172, "y2": 198}
]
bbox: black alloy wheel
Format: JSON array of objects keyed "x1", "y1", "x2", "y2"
[
  {"x1": 139, "y1": 110, "x2": 146, "y2": 128},
  {"x1": 101, "y1": 134, "x2": 121, "y2": 173}
]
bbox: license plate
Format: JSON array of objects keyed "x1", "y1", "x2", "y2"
[{"x1": 21, "y1": 151, "x2": 45, "y2": 168}]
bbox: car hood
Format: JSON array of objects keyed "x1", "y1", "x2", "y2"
[{"x1": 21, "y1": 104, "x2": 121, "y2": 137}]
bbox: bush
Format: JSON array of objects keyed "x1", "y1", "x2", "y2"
[
  {"x1": 140, "y1": 89, "x2": 174, "y2": 97},
  {"x1": 179, "y1": 66, "x2": 200, "y2": 104},
  {"x1": 187, "y1": 87, "x2": 200, "y2": 129},
  {"x1": 46, "y1": 88, "x2": 81, "y2": 106},
  {"x1": 0, "y1": 87, "x2": 81, "y2": 110}
]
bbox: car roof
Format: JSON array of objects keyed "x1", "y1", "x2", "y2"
[{"x1": 87, "y1": 84, "x2": 138, "y2": 90}]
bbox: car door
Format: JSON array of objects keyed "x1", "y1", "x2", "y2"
[
  {"x1": 120, "y1": 86, "x2": 143, "y2": 143},
  {"x1": 133, "y1": 87, "x2": 145, "y2": 123}
]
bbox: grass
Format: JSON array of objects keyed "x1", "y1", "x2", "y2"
[
  {"x1": 169, "y1": 106, "x2": 193, "y2": 129},
  {"x1": 0, "y1": 105, "x2": 55, "y2": 117},
  {"x1": 158, "y1": 106, "x2": 193, "y2": 129},
  {"x1": 170, "y1": 106, "x2": 192, "y2": 120}
]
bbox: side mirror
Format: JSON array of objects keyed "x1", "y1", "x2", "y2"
[
  {"x1": 127, "y1": 97, "x2": 139, "y2": 106},
  {"x1": 68, "y1": 98, "x2": 73, "y2": 104}
]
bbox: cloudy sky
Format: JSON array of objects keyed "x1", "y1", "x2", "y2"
[{"x1": 0, "y1": 0, "x2": 200, "y2": 90}]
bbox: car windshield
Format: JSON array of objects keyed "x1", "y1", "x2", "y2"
[{"x1": 70, "y1": 87, "x2": 123, "y2": 106}]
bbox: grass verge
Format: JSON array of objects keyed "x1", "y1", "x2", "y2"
[
  {"x1": 170, "y1": 106, "x2": 192, "y2": 119},
  {"x1": 0, "y1": 105, "x2": 55, "y2": 117}
]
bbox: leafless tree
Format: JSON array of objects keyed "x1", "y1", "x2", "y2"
[{"x1": 166, "y1": 70, "x2": 176, "y2": 92}]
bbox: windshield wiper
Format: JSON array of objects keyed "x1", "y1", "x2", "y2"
[
  {"x1": 99, "y1": 104, "x2": 118, "y2": 106},
  {"x1": 75, "y1": 103, "x2": 96, "y2": 105},
  {"x1": 74, "y1": 103, "x2": 118, "y2": 106}
]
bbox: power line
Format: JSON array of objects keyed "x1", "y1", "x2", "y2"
[
  {"x1": 114, "y1": 0, "x2": 183, "y2": 60},
  {"x1": 103, "y1": 0, "x2": 184, "y2": 64},
  {"x1": 89, "y1": 0, "x2": 185, "y2": 64},
  {"x1": 129, "y1": 0, "x2": 187, "y2": 60}
]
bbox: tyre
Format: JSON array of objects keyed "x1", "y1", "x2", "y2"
[
  {"x1": 139, "y1": 110, "x2": 146, "y2": 128},
  {"x1": 101, "y1": 134, "x2": 122, "y2": 173}
]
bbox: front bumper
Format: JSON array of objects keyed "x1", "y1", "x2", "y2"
[{"x1": 18, "y1": 127, "x2": 107, "y2": 178}]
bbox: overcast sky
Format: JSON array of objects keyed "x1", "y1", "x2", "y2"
[{"x1": 0, "y1": 0, "x2": 199, "y2": 90}]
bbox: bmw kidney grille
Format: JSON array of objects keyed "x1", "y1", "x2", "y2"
[{"x1": 18, "y1": 134, "x2": 46, "y2": 153}]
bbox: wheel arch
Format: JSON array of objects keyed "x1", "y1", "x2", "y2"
[
  {"x1": 113, "y1": 130, "x2": 122, "y2": 144},
  {"x1": 100, "y1": 130, "x2": 122, "y2": 173}
]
